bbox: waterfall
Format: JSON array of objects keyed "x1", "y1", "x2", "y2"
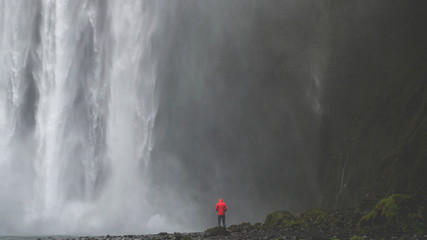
[
  {"x1": 1, "y1": 0, "x2": 325, "y2": 235},
  {"x1": 2, "y1": 0, "x2": 423, "y2": 235},
  {"x1": 0, "y1": 0, "x2": 159, "y2": 235}
]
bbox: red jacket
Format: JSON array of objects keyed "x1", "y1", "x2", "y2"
[{"x1": 215, "y1": 199, "x2": 227, "y2": 215}]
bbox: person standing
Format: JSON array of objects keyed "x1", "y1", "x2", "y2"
[{"x1": 215, "y1": 199, "x2": 227, "y2": 227}]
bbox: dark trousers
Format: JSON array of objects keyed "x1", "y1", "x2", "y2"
[{"x1": 218, "y1": 215, "x2": 226, "y2": 227}]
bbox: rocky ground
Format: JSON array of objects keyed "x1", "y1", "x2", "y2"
[
  {"x1": 53, "y1": 225, "x2": 427, "y2": 240},
  {"x1": 44, "y1": 194, "x2": 427, "y2": 240},
  {"x1": 51, "y1": 230, "x2": 427, "y2": 240}
]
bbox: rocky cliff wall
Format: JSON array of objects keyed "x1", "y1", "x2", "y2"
[{"x1": 319, "y1": 0, "x2": 427, "y2": 208}]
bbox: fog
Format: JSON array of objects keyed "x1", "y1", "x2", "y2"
[
  {"x1": 149, "y1": 0, "x2": 324, "y2": 230},
  {"x1": 0, "y1": 0, "x2": 325, "y2": 235}
]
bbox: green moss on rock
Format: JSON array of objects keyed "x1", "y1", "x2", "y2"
[
  {"x1": 359, "y1": 194, "x2": 410, "y2": 225},
  {"x1": 254, "y1": 222, "x2": 262, "y2": 229},
  {"x1": 263, "y1": 208, "x2": 352, "y2": 234},
  {"x1": 259, "y1": 194, "x2": 426, "y2": 237},
  {"x1": 263, "y1": 211, "x2": 296, "y2": 229},
  {"x1": 358, "y1": 194, "x2": 427, "y2": 234},
  {"x1": 204, "y1": 226, "x2": 230, "y2": 237},
  {"x1": 303, "y1": 208, "x2": 328, "y2": 223},
  {"x1": 227, "y1": 222, "x2": 255, "y2": 233}
]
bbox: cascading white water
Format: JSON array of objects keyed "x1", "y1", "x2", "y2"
[
  {"x1": 0, "y1": 0, "x2": 161, "y2": 235},
  {"x1": 1, "y1": 0, "x2": 328, "y2": 236}
]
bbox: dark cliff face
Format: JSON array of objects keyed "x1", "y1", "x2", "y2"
[
  {"x1": 319, "y1": 0, "x2": 427, "y2": 208},
  {"x1": 146, "y1": 0, "x2": 427, "y2": 230},
  {"x1": 149, "y1": 0, "x2": 322, "y2": 229}
]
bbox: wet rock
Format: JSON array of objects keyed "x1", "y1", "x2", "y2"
[
  {"x1": 263, "y1": 210, "x2": 296, "y2": 229},
  {"x1": 204, "y1": 226, "x2": 230, "y2": 237},
  {"x1": 358, "y1": 194, "x2": 427, "y2": 234},
  {"x1": 58, "y1": 194, "x2": 427, "y2": 239},
  {"x1": 173, "y1": 232, "x2": 192, "y2": 240},
  {"x1": 228, "y1": 222, "x2": 255, "y2": 233}
]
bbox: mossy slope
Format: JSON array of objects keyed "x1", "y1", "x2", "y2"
[
  {"x1": 358, "y1": 194, "x2": 427, "y2": 234},
  {"x1": 263, "y1": 194, "x2": 427, "y2": 237}
]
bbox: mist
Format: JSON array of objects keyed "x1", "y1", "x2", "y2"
[
  {"x1": 0, "y1": 0, "x2": 352, "y2": 235},
  {"x1": 148, "y1": 0, "x2": 324, "y2": 230}
]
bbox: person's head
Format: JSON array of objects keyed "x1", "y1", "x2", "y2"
[{"x1": 219, "y1": 199, "x2": 223, "y2": 202}]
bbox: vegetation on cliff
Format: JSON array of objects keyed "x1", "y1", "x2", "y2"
[
  {"x1": 261, "y1": 194, "x2": 427, "y2": 238},
  {"x1": 319, "y1": 0, "x2": 427, "y2": 210},
  {"x1": 358, "y1": 194, "x2": 427, "y2": 234}
]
